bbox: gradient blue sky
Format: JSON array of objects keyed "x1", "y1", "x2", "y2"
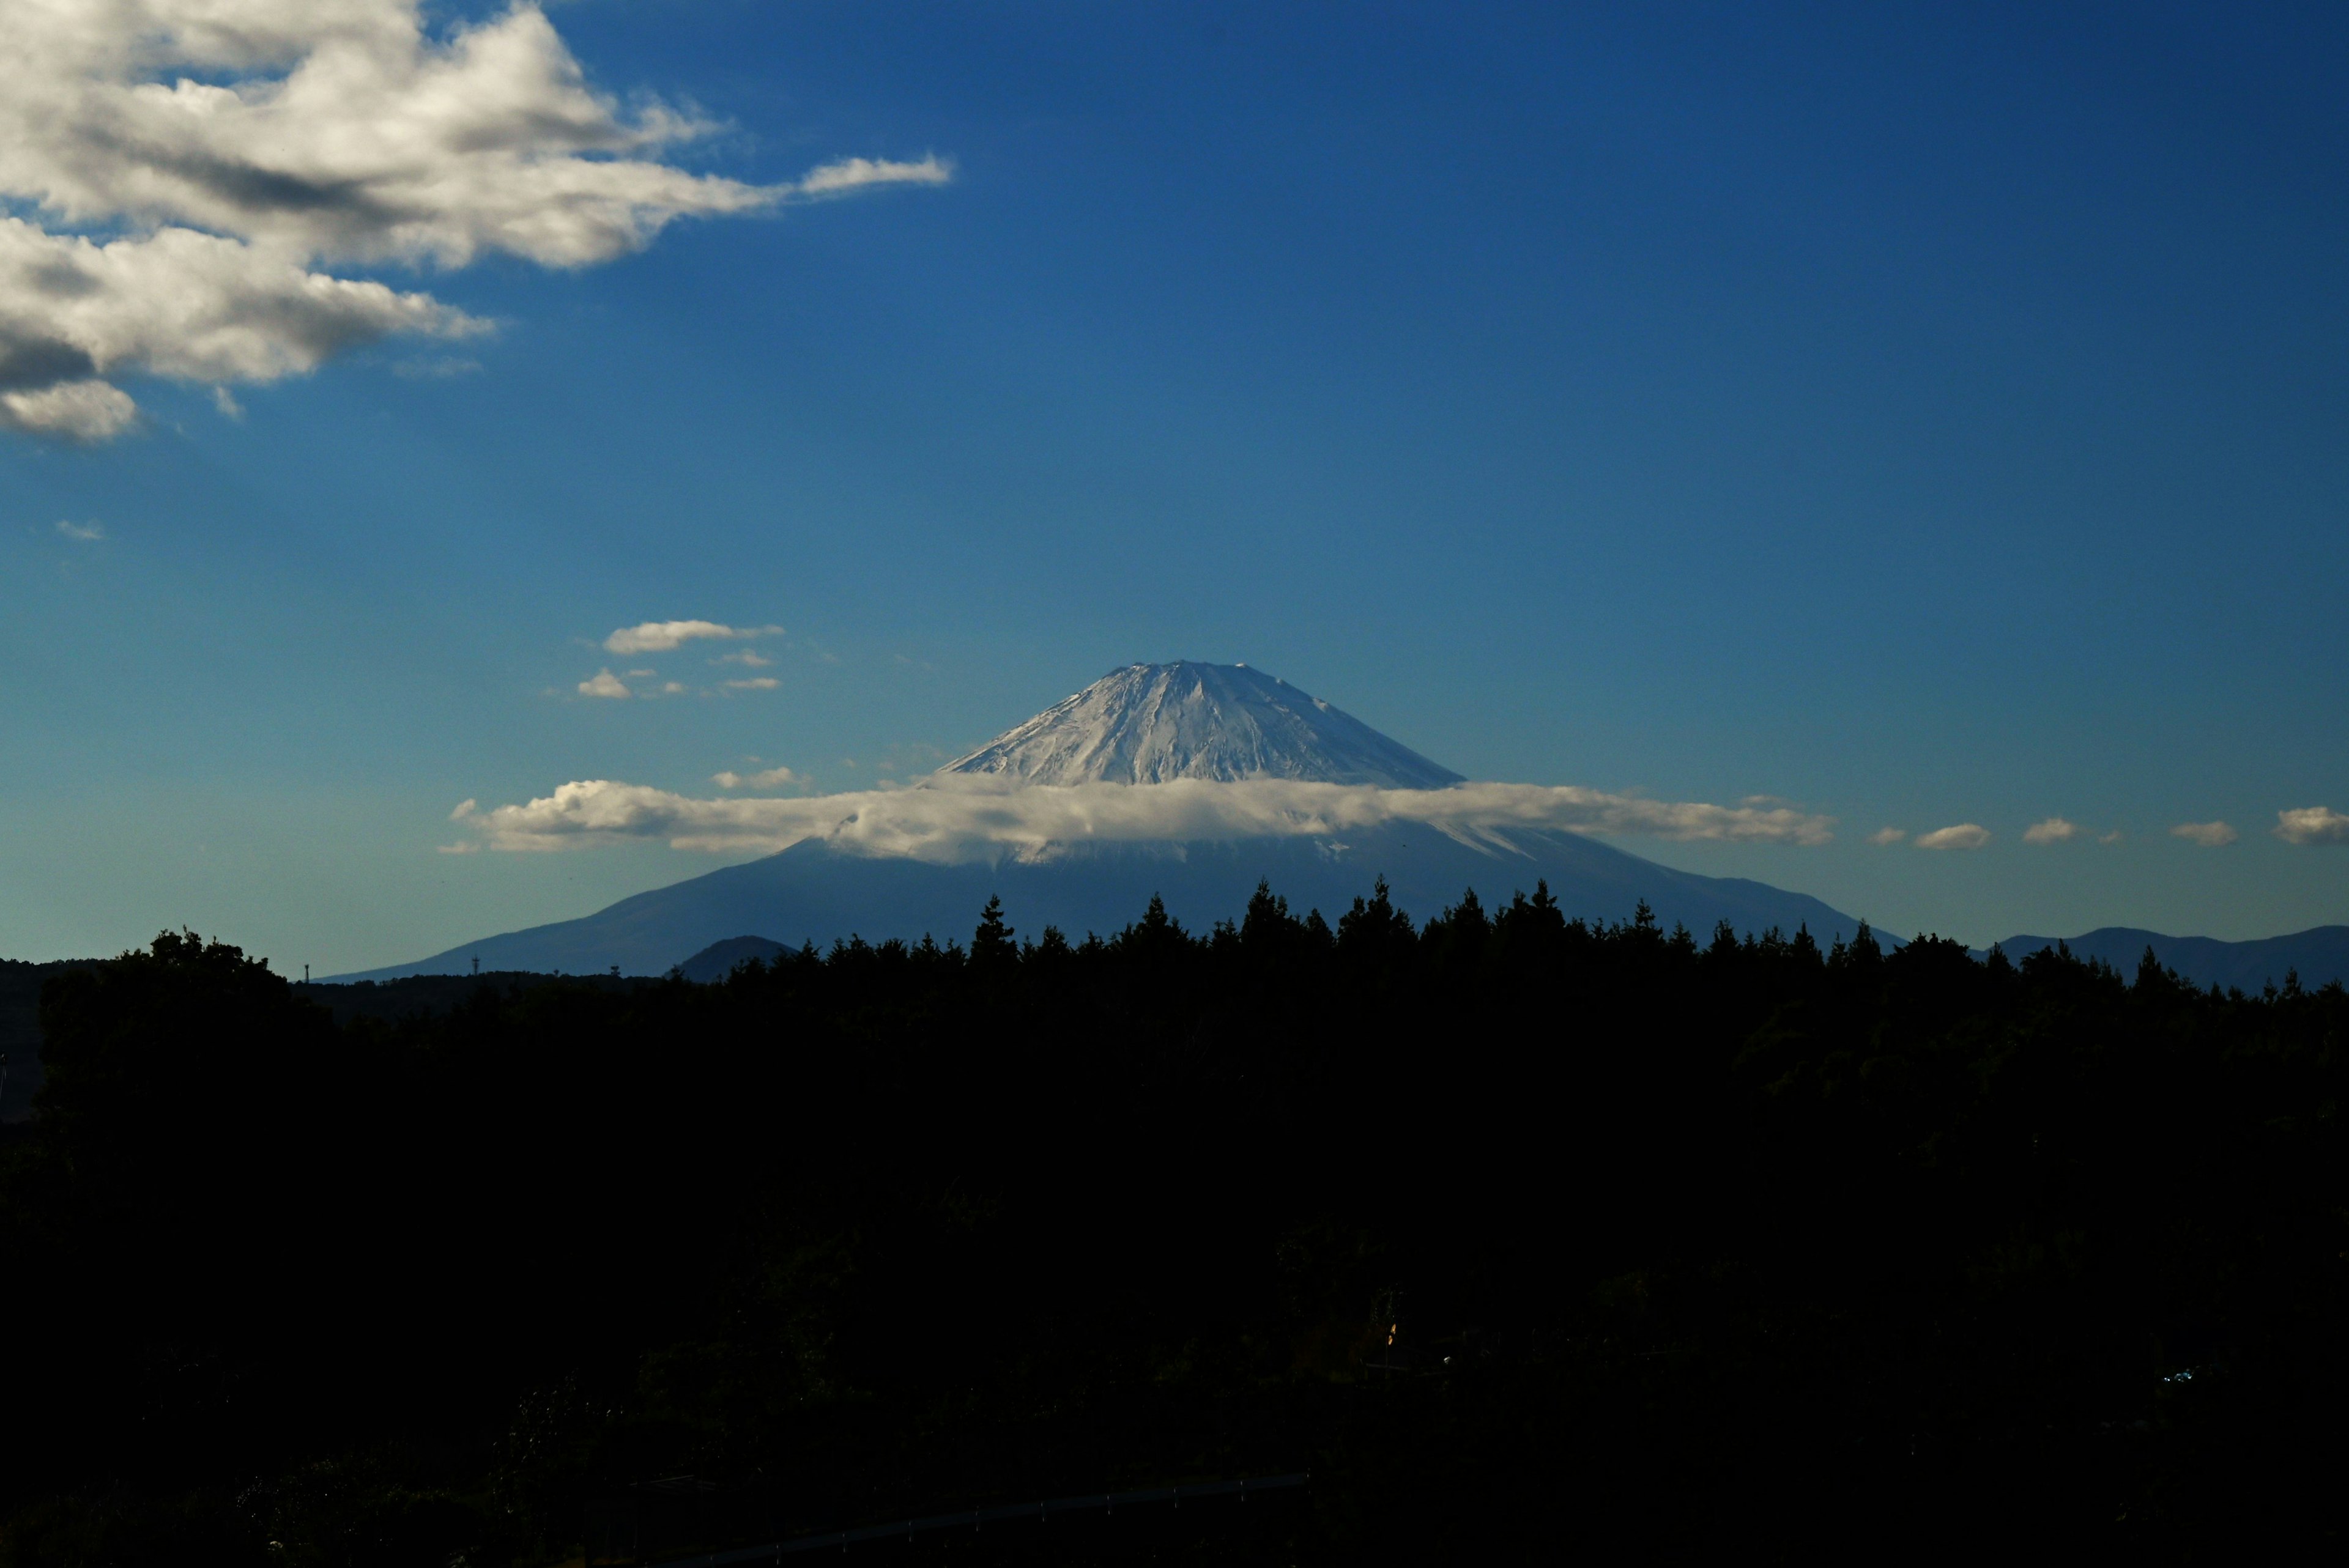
[{"x1": 6, "y1": 1, "x2": 2347, "y2": 972}]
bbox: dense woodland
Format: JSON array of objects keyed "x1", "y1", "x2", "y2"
[{"x1": 2, "y1": 882, "x2": 2343, "y2": 1563}]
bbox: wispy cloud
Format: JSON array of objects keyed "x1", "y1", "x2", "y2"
[
  {"x1": 0, "y1": 2, "x2": 949, "y2": 442},
  {"x1": 724, "y1": 676, "x2": 781, "y2": 691},
  {"x1": 54, "y1": 519, "x2": 105, "y2": 542},
  {"x1": 455, "y1": 775, "x2": 1839, "y2": 858},
  {"x1": 1866, "y1": 827, "x2": 1907, "y2": 846},
  {"x1": 577, "y1": 670, "x2": 631, "y2": 699},
  {"x1": 604, "y1": 620, "x2": 781, "y2": 655},
  {"x1": 714, "y1": 649, "x2": 774, "y2": 668},
  {"x1": 391, "y1": 356, "x2": 483, "y2": 380},
  {"x1": 2022, "y1": 817, "x2": 2080, "y2": 845},
  {"x1": 714, "y1": 766, "x2": 800, "y2": 790},
  {"x1": 1914, "y1": 824, "x2": 1991, "y2": 851},
  {"x1": 2274, "y1": 807, "x2": 2349, "y2": 846},
  {"x1": 2170, "y1": 821, "x2": 2237, "y2": 847},
  {"x1": 788, "y1": 155, "x2": 954, "y2": 200}
]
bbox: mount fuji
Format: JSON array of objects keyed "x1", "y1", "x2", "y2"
[
  {"x1": 336, "y1": 662, "x2": 1869, "y2": 980},
  {"x1": 942, "y1": 661, "x2": 1463, "y2": 788}
]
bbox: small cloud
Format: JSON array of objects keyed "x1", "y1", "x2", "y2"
[
  {"x1": 2, "y1": 381, "x2": 138, "y2": 442},
  {"x1": 2170, "y1": 821, "x2": 2238, "y2": 848},
  {"x1": 714, "y1": 649, "x2": 774, "y2": 668},
  {"x1": 2022, "y1": 817, "x2": 2080, "y2": 845},
  {"x1": 2274, "y1": 806, "x2": 2349, "y2": 846},
  {"x1": 2099, "y1": 830, "x2": 2124, "y2": 845},
  {"x1": 211, "y1": 386, "x2": 245, "y2": 420},
  {"x1": 714, "y1": 766, "x2": 800, "y2": 790},
  {"x1": 1915, "y1": 824, "x2": 1991, "y2": 851},
  {"x1": 450, "y1": 799, "x2": 477, "y2": 821},
  {"x1": 392, "y1": 357, "x2": 484, "y2": 380},
  {"x1": 659, "y1": 681, "x2": 687, "y2": 695},
  {"x1": 437, "y1": 841, "x2": 481, "y2": 855},
  {"x1": 624, "y1": 668, "x2": 657, "y2": 678},
  {"x1": 724, "y1": 676, "x2": 781, "y2": 691},
  {"x1": 578, "y1": 670, "x2": 631, "y2": 699},
  {"x1": 1866, "y1": 827, "x2": 1907, "y2": 846},
  {"x1": 604, "y1": 620, "x2": 782, "y2": 655},
  {"x1": 54, "y1": 519, "x2": 104, "y2": 542},
  {"x1": 789, "y1": 154, "x2": 954, "y2": 200}
]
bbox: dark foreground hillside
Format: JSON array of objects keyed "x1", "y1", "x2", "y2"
[{"x1": 2, "y1": 886, "x2": 2343, "y2": 1564}]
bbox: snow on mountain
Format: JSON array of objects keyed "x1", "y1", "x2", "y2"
[{"x1": 940, "y1": 661, "x2": 1464, "y2": 790}]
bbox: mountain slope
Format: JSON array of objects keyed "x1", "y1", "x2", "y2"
[
  {"x1": 334, "y1": 823, "x2": 1871, "y2": 980},
  {"x1": 942, "y1": 661, "x2": 1463, "y2": 788}
]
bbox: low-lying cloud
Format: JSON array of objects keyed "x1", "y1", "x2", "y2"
[
  {"x1": 2022, "y1": 817, "x2": 2080, "y2": 844},
  {"x1": 456, "y1": 776, "x2": 1839, "y2": 859},
  {"x1": 2274, "y1": 806, "x2": 2349, "y2": 846},
  {"x1": 2170, "y1": 821, "x2": 2238, "y2": 848},
  {"x1": 1913, "y1": 824, "x2": 1991, "y2": 851},
  {"x1": 0, "y1": 1, "x2": 949, "y2": 439}
]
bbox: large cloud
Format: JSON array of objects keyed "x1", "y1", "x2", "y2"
[
  {"x1": 0, "y1": 1, "x2": 948, "y2": 437},
  {"x1": 456, "y1": 775, "x2": 1838, "y2": 859}
]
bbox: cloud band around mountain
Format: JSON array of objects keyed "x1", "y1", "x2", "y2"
[{"x1": 455, "y1": 776, "x2": 1838, "y2": 859}]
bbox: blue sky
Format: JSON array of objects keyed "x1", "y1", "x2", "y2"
[{"x1": 5, "y1": 1, "x2": 2347, "y2": 972}]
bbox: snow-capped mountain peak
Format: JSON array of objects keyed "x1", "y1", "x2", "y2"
[{"x1": 940, "y1": 661, "x2": 1463, "y2": 788}]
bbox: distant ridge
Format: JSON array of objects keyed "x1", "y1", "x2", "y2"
[
  {"x1": 1994, "y1": 925, "x2": 2349, "y2": 992},
  {"x1": 943, "y1": 661, "x2": 1463, "y2": 788}
]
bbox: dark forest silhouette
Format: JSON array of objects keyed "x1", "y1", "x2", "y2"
[{"x1": 2, "y1": 881, "x2": 2343, "y2": 1562}]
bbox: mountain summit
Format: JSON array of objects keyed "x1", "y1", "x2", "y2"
[{"x1": 940, "y1": 660, "x2": 1464, "y2": 789}]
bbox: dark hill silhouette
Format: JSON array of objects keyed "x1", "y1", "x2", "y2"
[{"x1": 1994, "y1": 925, "x2": 2349, "y2": 992}]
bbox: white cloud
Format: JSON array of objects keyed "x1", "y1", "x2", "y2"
[
  {"x1": 455, "y1": 775, "x2": 1839, "y2": 857},
  {"x1": 2022, "y1": 817, "x2": 2080, "y2": 845},
  {"x1": 1914, "y1": 824, "x2": 1991, "y2": 851},
  {"x1": 1866, "y1": 826, "x2": 1906, "y2": 846},
  {"x1": 2099, "y1": 830, "x2": 2124, "y2": 845},
  {"x1": 714, "y1": 649, "x2": 773, "y2": 668},
  {"x1": 5, "y1": 378, "x2": 139, "y2": 440},
  {"x1": 789, "y1": 154, "x2": 954, "y2": 200},
  {"x1": 0, "y1": 2, "x2": 950, "y2": 440},
  {"x1": 211, "y1": 384, "x2": 243, "y2": 419},
  {"x1": 2170, "y1": 821, "x2": 2237, "y2": 848},
  {"x1": 603, "y1": 619, "x2": 780, "y2": 654},
  {"x1": 714, "y1": 766, "x2": 800, "y2": 790},
  {"x1": 54, "y1": 518, "x2": 106, "y2": 541},
  {"x1": 724, "y1": 676, "x2": 781, "y2": 691},
  {"x1": 448, "y1": 797, "x2": 476, "y2": 820},
  {"x1": 577, "y1": 668, "x2": 629, "y2": 699},
  {"x1": 2274, "y1": 807, "x2": 2349, "y2": 846}
]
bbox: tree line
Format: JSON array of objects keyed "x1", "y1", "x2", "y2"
[{"x1": 1, "y1": 881, "x2": 2343, "y2": 1562}]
